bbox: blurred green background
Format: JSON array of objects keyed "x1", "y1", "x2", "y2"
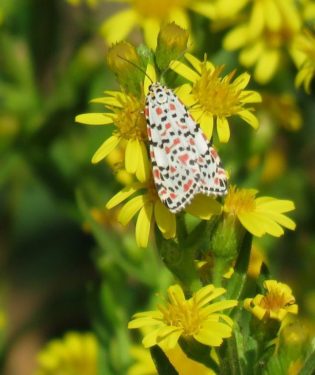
[{"x1": 0, "y1": 0, "x2": 315, "y2": 374}]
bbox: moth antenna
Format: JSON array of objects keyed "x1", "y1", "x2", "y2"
[{"x1": 117, "y1": 55, "x2": 153, "y2": 83}]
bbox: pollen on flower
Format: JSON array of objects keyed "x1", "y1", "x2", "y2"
[
  {"x1": 192, "y1": 65, "x2": 244, "y2": 117},
  {"x1": 113, "y1": 95, "x2": 147, "y2": 141},
  {"x1": 159, "y1": 297, "x2": 202, "y2": 336},
  {"x1": 224, "y1": 186, "x2": 256, "y2": 215},
  {"x1": 132, "y1": 0, "x2": 183, "y2": 19}
]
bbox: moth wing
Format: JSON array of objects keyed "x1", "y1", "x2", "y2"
[{"x1": 146, "y1": 94, "x2": 200, "y2": 213}]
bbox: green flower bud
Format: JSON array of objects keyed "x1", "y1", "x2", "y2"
[
  {"x1": 156, "y1": 23, "x2": 189, "y2": 71},
  {"x1": 210, "y1": 214, "x2": 244, "y2": 261},
  {"x1": 106, "y1": 41, "x2": 143, "y2": 95}
]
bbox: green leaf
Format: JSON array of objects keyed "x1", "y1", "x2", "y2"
[{"x1": 150, "y1": 345, "x2": 179, "y2": 375}]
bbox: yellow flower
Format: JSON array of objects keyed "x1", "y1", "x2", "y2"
[
  {"x1": 224, "y1": 0, "x2": 301, "y2": 84},
  {"x1": 261, "y1": 93, "x2": 302, "y2": 131},
  {"x1": 35, "y1": 332, "x2": 98, "y2": 375},
  {"x1": 223, "y1": 186, "x2": 296, "y2": 237},
  {"x1": 128, "y1": 345, "x2": 215, "y2": 375},
  {"x1": 294, "y1": 30, "x2": 315, "y2": 93},
  {"x1": 170, "y1": 53, "x2": 261, "y2": 143},
  {"x1": 106, "y1": 178, "x2": 222, "y2": 247},
  {"x1": 100, "y1": 0, "x2": 236, "y2": 49},
  {"x1": 128, "y1": 284, "x2": 237, "y2": 349},
  {"x1": 247, "y1": 244, "x2": 266, "y2": 278},
  {"x1": 244, "y1": 280, "x2": 298, "y2": 321},
  {"x1": 75, "y1": 87, "x2": 150, "y2": 182}
]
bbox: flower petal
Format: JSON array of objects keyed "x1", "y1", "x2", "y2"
[
  {"x1": 238, "y1": 110, "x2": 259, "y2": 129},
  {"x1": 154, "y1": 200, "x2": 176, "y2": 239},
  {"x1": 118, "y1": 195, "x2": 147, "y2": 225},
  {"x1": 106, "y1": 183, "x2": 143, "y2": 209},
  {"x1": 184, "y1": 53, "x2": 202, "y2": 74},
  {"x1": 75, "y1": 113, "x2": 114, "y2": 125},
  {"x1": 186, "y1": 194, "x2": 222, "y2": 220},
  {"x1": 100, "y1": 9, "x2": 137, "y2": 44},
  {"x1": 92, "y1": 135, "x2": 121, "y2": 163},
  {"x1": 254, "y1": 49, "x2": 280, "y2": 84},
  {"x1": 217, "y1": 117, "x2": 230, "y2": 143},
  {"x1": 169, "y1": 60, "x2": 200, "y2": 83},
  {"x1": 136, "y1": 141, "x2": 151, "y2": 183},
  {"x1": 142, "y1": 18, "x2": 160, "y2": 50},
  {"x1": 199, "y1": 113, "x2": 214, "y2": 140},
  {"x1": 136, "y1": 203, "x2": 153, "y2": 248},
  {"x1": 125, "y1": 139, "x2": 140, "y2": 174}
]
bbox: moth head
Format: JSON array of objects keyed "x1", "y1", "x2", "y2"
[{"x1": 149, "y1": 82, "x2": 168, "y2": 104}]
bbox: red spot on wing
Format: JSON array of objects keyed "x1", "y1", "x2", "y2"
[
  {"x1": 170, "y1": 193, "x2": 177, "y2": 200},
  {"x1": 170, "y1": 166, "x2": 176, "y2": 173},
  {"x1": 150, "y1": 151, "x2": 155, "y2": 158},
  {"x1": 147, "y1": 128, "x2": 151, "y2": 137},
  {"x1": 211, "y1": 149, "x2": 218, "y2": 158},
  {"x1": 183, "y1": 179, "x2": 193, "y2": 192},
  {"x1": 165, "y1": 123, "x2": 171, "y2": 129},
  {"x1": 173, "y1": 138, "x2": 180, "y2": 145},
  {"x1": 145, "y1": 108, "x2": 149, "y2": 117},
  {"x1": 169, "y1": 103, "x2": 176, "y2": 111},
  {"x1": 189, "y1": 138, "x2": 195, "y2": 145},
  {"x1": 160, "y1": 189, "x2": 167, "y2": 196},
  {"x1": 165, "y1": 147, "x2": 170, "y2": 154},
  {"x1": 154, "y1": 169, "x2": 160, "y2": 179},
  {"x1": 156, "y1": 107, "x2": 163, "y2": 116},
  {"x1": 214, "y1": 178, "x2": 219, "y2": 185},
  {"x1": 179, "y1": 154, "x2": 189, "y2": 165}
]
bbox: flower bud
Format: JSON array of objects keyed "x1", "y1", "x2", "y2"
[
  {"x1": 107, "y1": 41, "x2": 143, "y2": 95},
  {"x1": 156, "y1": 23, "x2": 189, "y2": 71},
  {"x1": 210, "y1": 214, "x2": 244, "y2": 261}
]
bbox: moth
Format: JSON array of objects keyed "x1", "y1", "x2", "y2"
[{"x1": 145, "y1": 82, "x2": 228, "y2": 213}]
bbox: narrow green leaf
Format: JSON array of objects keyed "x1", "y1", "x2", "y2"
[{"x1": 150, "y1": 345, "x2": 179, "y2": 375}]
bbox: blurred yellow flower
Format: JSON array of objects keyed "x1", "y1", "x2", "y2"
[
  {"x1": 224, "y1": 0, "x2": 301, "y2": 83},
  {"x1": 170, "y1": 53, "x2": 261, "y2": 143},
  {"x1": 244, "y1": 280, "x2": 298, "y2": 321},
  {"x1": 76, "y1": 89, "x2": 150, "y2": 182},
  {"x1": 128, "y1": 345, "x2": 215, "y2": 375},
  {"x1": 101, "y1": 0, "x2": 237, "y2": 49},
  {"x1": 128, "y1": 284, "x2": 237, "y2": 349},
  {"x1": 294, "y1": 30, "x2": 315, "y2": 93},
  {"x1": 106, "y1": 179, "x2": 222, "y2": 247},
  {"x1": 223, "y1": 186, "x2": 296, "y2": 237},
  {"x1": 247, "y1": 244, "x2": 266, "y2": 278},
  {"x1": 35, "y1": 332, "x2": 98, "y2": 375},
  {"x1": 261, "y1": 93, "x2": 302, "y2": 131}
]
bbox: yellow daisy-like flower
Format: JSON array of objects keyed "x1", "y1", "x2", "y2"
[
  {"x1": 223, "y1": 186, "x2": 296, "y2": 237},
  {"x1": 100, "y1": 0, "x2": 242, "y2": 49},
  {"x1": 128, "y1": 345, "x2": 215, "y2": 375},
  {"x1": 128, "y1": 284, "x2": 237, "y2": 349},
  {"x1": 294, "y1": 30, "x2": 315, "y2": 93},
  {"x1": 170, "y1": 53, "x2": 261, "y2": 143},
  {"x1": 76, "y1": 87, "x2": 150, "y2": 182},
  {"x1": 223, "y1": 0, "x2": 301, "y2": 84},
  {"x1": 106, "y1": 178, "x2": 222, "y2": 248},
  {"x1": 35, "y1": 332, "x2": 98, "y2": 375},
  {"x1": 244, "y1": 280, "x2": 298, "y2": 321}
]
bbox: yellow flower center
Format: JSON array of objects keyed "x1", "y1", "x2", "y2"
[
  {"x1": 264, "y1": 27, "x2": 296, "y2": 48},
  {"x1": 260, "y1": 290, "x2": 294, "y2": 312},
  {"x1": 132, "y1": 0, "x2": 184, "y2": 19},
  {"x1": 223, "y1": 186, "x2": 256, "y2": 215},
  {"x1": 192, "y1": 65, "x2": 243, "y2": 117},
  {"x1": 111, "y1": 95, "x2": 147, "y2": 141},
  {"x1": 160, "y1": 298, "x2": 202, "y2": 336}
]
